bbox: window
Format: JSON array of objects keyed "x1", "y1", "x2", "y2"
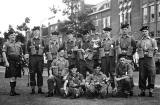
[
  {"x1": 143, "y1": 7, "x2": 148, "y2": 24},
  {"x1": 103, "y1": 18, "x2": 106, "y2": 28},
  {"x1": 103, "y1": 16, "x2": 111, "y2": 28},
  {"x1": 94, "y1": 20, "x2": 98, "y2": 26},
  {"x1": 158, "y1": 4, "x2": 160, "y2": 21},
  {"x1": 107, "y1": 16, "x2": 111, "y2": 27},
  {"x1": 150, "y1": 5, "x2": 155, "y2": 22},
  {"x1": 98, "y1": 19, "x2": 101, "y2": 27}
]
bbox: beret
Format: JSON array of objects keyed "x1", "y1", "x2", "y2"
[
  {"x1": 103, "y1": 27, "x2": 112, "y2": 31},
  {"x1": 140, "y1": 26, "x2": 149, "y2": 31},
  {"x1": 121, "y1": 23, "x2": 129, "y2": 29}
]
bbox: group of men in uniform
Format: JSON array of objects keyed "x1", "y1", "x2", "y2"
[{"x1": 1, "y1": 23, "x2": 158, "y2": 98}]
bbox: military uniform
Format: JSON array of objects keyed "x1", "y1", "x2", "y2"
[
  {"x1": 85, "y1": 71, "x2": 109, "y2": 98},
  {"x1": 3, "y1": 41, "x2": 22, "y2": 78},
  {"x1": 46, "y1": 36, "x2": 59, "y2": 76},
  {"x1": 115, "y1": 60, "x2": 134, "y2": 97},
  {"x1": 100, "y1": 27, "x2": 116, "y2": 90},
  {"x1": 61, "y1": 72, "x2": 84, "y2": 98},
  {"x1": 116, "y1": 24, "x2": 136, "y2": 60},
  {"x1": 27, "y1": 27, "x2": 46, "y2": 94},
  {"x1": 65, "y1": 38, "x2": 77, "y2": 66},
  {"x1": 79, "y1": 41, "x2": 94, "y2": 76},
  {"x1": 137, "y1": 26, "x2": 158, "y2": 97},
  {"x1": 2, "y1": 33, "x2": 22, "y2": 96},
  {"x1": 47, "y1": 57, "x2": 69, "y2": 96}
]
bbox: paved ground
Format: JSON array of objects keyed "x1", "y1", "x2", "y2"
[{"x1": 0, "y1": 67, "x2": 160, "y2": 105}]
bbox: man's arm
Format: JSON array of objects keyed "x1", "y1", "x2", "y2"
[{"x1": 131, "y1": 37, "x2": 137, "y2": 55}]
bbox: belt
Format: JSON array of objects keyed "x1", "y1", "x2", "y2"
[
  {"x1": 121, "y1": 50, "x2": 127, "y2": 53},
  {"x1": 144, "y1": 51, "x2": 148, "y2": 55}
]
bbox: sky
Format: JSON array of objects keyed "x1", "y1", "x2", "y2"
[{"x1": 0, "y1": 0, "x2": 104, "y2": 36}]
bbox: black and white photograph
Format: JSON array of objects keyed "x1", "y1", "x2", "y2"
[{"x1": 0, "y1": 0, "x2": 160, "y2": 105}]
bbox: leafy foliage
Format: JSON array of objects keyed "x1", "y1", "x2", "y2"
[
  {"x1": 17, "y1": 17, "x2": 30, "y2": 31},
  {"x1": 58, "y1": 12, "x2": 95, "y2": 36}
]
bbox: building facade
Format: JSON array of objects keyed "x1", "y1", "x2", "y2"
[
  {"x1": 141, "y1": 0, "x2": 160, "y2": 37},
  {"x1": 87, "y1": 0, "x2": 142, "y2": 39}
]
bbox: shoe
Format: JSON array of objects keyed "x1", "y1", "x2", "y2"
[
  {"x1": 46, "y1": 92, "x2": 53, "y2": 97},
  {"x1": 14, "y1": 92, "x2": 20, "y2": 95},
  {"x1": 138, "y1": 91, "x2": 145, "y2": 97},
  {"x1": 10, "y1": 91, "x2": 15, "y2": 96},
  {"x1": 130, "y1": 91, "x2": 133, "y2": 96},
  {"x1": 149, "y1": 92, "x2": 153, "y2": 97},
  {"x1": 123, "y1": 92, "x2": 129, "y2": 98},
  {"x1": 30, "y1": 89, "x2": 35, "y2": 94},
  {"x1": 38, "y1": 88, "x2": 44, "y2": 94}
]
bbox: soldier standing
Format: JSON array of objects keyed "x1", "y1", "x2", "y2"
[
  {"x1": 46, "y1": 48, "x2": 69, "y2": 97},
  {"x1": 2, "y1": 32, "x2": 22, "y2": 96},
  {"x1": 85, "y1": 64, "x2": 110, "y2": 98},
  {"x1": 116, "y1": 24, "x2": 136, "y2": 60},
  {"x1": 78, "y1": 34, "x2": 94, "y2": 76},
  {"x1": 65, "y1": 33, "x2": 76, "y2": 66},
  {"x1": 137, "y1": 26, "x2": 158, "y2": 97},
  {"x1": 61, "y1": 64, "x2": 85, "y2": 99},
  {"x1": 26, "y1": 26, "x2": 46, "y2": 94},
  {"x1": 100, "y1": 27, "x2": 116, "y2": 91},
  {"x1": 46, "y1": 32, "x2": 59, "y2": 76},
  {"x1": 115, "y1": 56, "x2": 134, "y2": 98}
]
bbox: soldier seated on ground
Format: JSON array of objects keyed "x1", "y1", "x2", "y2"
[
  {"x1": 85, "y1": 64, "x2": 110, "y2": 98},
  {"x1": 46, "y1": 48, "x2": 69, "y2": 97},
  {"x1": 60, "y1": 64, "x2": 85, "y2": 99},
  {"x1": 115, "y1": 56, "x2": 134, "y2": 98}
]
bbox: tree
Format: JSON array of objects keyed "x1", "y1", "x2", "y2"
[
  {"x1": 57, "y1": 12, "x2": 95, "y2": 36},
  {"x1": 17, "y1": 17, "x2": 30, "y2": 31},
  {"x1": 50, "y1": 0, "x2": 95, "y2": 37}
]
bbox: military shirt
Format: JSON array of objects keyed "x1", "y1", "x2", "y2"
[
  {"x1": 27, "y1": 38, "x2": 45, "y2": 55},
  {"x1": 102, "y1": 38, "x2": 115, "y2": 51},
  {"x1": 2, "y1": 41, "x2": 22, "y2": 55},
  {"x1": 86, "y1": 72, "x2": 107, "y2": 85},
  {"x1": 116, "y1": 62, "x2": 133, "y2": 78},
  {"x1": 66, "y1": 72, "x2": 84, "y2": 87},
  {"x1": 51, "y1": 57, "x2": 69, "y2": 76},
  {"x1": 118, "y1": 35, "x2": 136, "y2": 50},
  {"x1": 137, "y1": 36, "x2": 158, "y2": 51}
]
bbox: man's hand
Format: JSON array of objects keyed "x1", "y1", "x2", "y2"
[
  {"x1": 112, "y1": 87, "x2": 117, "y2": 93},
  {"x1": 5, "y1": 61, "x2": 9, "y2": 67}
]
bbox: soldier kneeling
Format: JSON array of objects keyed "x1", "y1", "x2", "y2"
[
  {"x1": 61, "y1": 64, "x2": 85, "y2": 99},
  {"x1": 115, "y1": 56, "x2": 134, "y2": 98},
  {"x1": 85, "y1": 65, "x2": 110, "y2": 98}
]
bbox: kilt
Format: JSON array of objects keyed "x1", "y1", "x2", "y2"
[{"x1": 5, "y1": 55, "x2": 21, "y2": 78}]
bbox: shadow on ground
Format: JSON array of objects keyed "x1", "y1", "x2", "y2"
[{"x1": 0, "y1": 72, "x2": 160, "y2": 105}]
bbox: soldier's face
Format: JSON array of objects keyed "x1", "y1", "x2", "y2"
[
  {"x1": 122, "y1": 28, "x2": 128, "y2": 35},
  {"x1": 59, "y1": 50, "x2": 64, "y2": 57},
  {"x1": 9, "y1": 34, "x2": 16, "y2": 41},
  {"x1": 71, "y1": 68, "x2": 77, "y2": 74},
  {"x1": 120, "y1": 57, "x2": 126, "y2": 65},
  {"x1": 33, "y1": 30, "x2": 40, "y2": 38},
  {"x1": 95, "y1": 66, "x2": 101, "y2": 73},
  {"x1": 142, "y1": 30, "x2": 149, "y2": 36},
  {"x1": 105, "y1": 31, "x2": 111, "y2": 38}
]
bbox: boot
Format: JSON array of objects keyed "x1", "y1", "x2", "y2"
[
  {"x1": 149, "y1": 89, "x2": 154, "y2": 97},
  {"x1": 10, "y1": 82, "x2": 15, "y2": 96},
  {"x1": 14, "y1": 82, "x2": 20, "y2": 95},
  {"x1": 38, "y1": 88, "x2": 44, "y2": 94},
  {"x1": 30, "y1": 87, "x2": 35, "y2": 94},
  {"x1": 45, "y1": 91, "x2": 54, "y2": 97},
  {"x1": 138, "y1": 90, "x2": 145, "y2": 97}
]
